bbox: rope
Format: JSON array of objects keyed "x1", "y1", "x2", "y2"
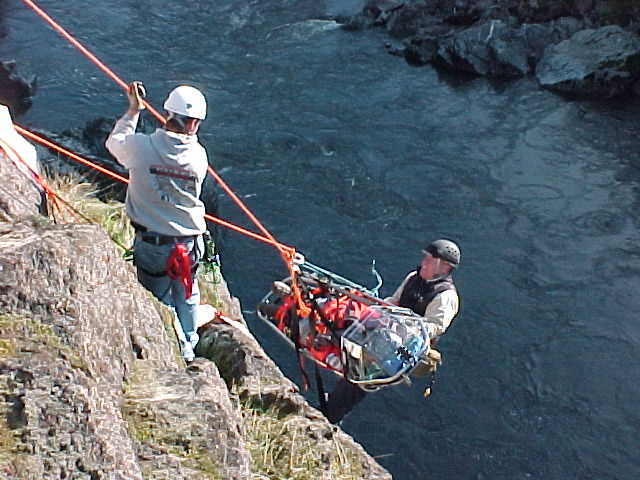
[
  {"x1": 16, "y1": 126, "x2": 130, "y2": 183},
  {"x1": 2, "y1": 136, "x2": 135, "y2": 250},
  {"x1": 20, "y1": 0, "x2": 309, "y2": 315},
  {"x1": 205, "y1": 164, "x2": 310, "y2": 316},
  {"x1": 0, "y1": 137, "x2": 69, "y2": 221}
]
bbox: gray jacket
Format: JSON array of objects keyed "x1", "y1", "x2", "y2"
[{"x1": 106, "y1": 112, "x2": 208, "y2": 236}]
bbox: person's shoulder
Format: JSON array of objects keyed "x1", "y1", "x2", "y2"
[
  {"x1": 194, "y1": 140, "x2": 207, "y2": 155},
  {"x1": 193, "y1": 139, "x2": 208, "y2": 155},
  {"x1": 439, "y1": 288, "x2": 457, "y2": 298},
  {"x1": 149, "y1": 128, "x2": 169, "y2": 140},
  {"x1": 435, "y1": 288, "x2": 459, "y2": 308},
  {"x1": 405, "y1": 270, "x2": 418, "y2": 280}
]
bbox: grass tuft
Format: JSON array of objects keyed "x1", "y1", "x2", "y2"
[
  {"x1": 237, "y1": 395, "x2": 363, "y2": 480},
  {"x1": 45, "y1": 173, "x2": 134, "y2": 254}
]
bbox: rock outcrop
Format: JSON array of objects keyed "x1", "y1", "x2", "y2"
[
  {"x1": 0, "y1": 187, "x2": 251, "y2": 477},
  {"x1": 0, "y1": 147, "x2": 391, "y2": 478},
  {"x1": 411, "y1": 17, "x2": 583, "y2": 77},
  {"x1": 0, "y1": 148, "x2": 43, "y2": 222},
  {"x1": 196, "y1": 322, "x2": 392, "y2": 479},
  {"x1": 536, "y1": 25, "x2": 640, "y2": 97},
  {"x1": 0, "y1": 61, "x2": 36, "y2": 116},
  {"x1": 344, "y1": 0, "x2": 640, "y2": 98}
]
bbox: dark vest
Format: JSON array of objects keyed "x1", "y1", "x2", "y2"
[{"x1": 397, "y1": 269, "x2": 457, "y2": 316}]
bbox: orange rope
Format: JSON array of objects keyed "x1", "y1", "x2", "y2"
[
  {"x1": 20, "y1": 0, "x2": 310, "y2": 315},
  {"x1": 205, "y1": 164, "x2": 310, "y2": 315},
  {"x1": 16, "y1": 125, "x2": 130, "y2": 183},
  {"x1": 0, "y1": 137, "x2": 73, "y2": 222}
]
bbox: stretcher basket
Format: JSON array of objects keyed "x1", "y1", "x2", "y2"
[{"x1": 340, "y1": 304, "x2": 431, "y2": 391}]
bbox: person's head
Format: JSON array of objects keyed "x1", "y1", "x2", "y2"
[
  {"x1": 163, "y1": 85, "x2": 207, "y2": 135},
  {"x1": 419, "y1": 239, "x2": 460, "y2": 282}
]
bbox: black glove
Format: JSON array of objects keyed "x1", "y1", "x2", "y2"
[{"x1": 127, "y1": 81, "x2": 146, "y2": 112}]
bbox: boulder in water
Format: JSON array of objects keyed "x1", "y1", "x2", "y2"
[
  {"x1": 520, "y1": 17, "x2": 584, "y2": 65},
  {"x1": 405, "y1": 16, "x2": 584, "y2": 77},
  {"x1": 0, "y1": 60, "x2": 36, "y2": 116},
  {"x1": 536, "y1": 25, "x2": 640, "y2": 98},
  {"x1": 434, "y1": 20, "x2": 532, "y2": 77},
  {"x1": 341, "y1": 0, "x2": 404, "y2": 30},
  {"x1": 386, "y1": 4, "x2": 440, "y2": 38}
]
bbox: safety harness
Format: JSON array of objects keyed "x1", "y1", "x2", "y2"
[{"x1": 166, "y1": 243, "x2": 193, "y2": 299}]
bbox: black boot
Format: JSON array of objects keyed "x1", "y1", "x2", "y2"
[{"x1": 323, "y1": 378, "x2": 368, "y2": 424}]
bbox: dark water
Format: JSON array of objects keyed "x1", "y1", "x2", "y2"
[{"x1": 3, "y1": 1, "x2": 640, "y2": 478}]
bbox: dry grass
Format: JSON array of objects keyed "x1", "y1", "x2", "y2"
[
  {"x1": 45, "y1": 173, "x2": 135, "y2": 255},
  {"x1": 236, "y1": 396, "x2": 363, "y2": 480},
  {"x1": 197, "y1": 263, "x2": 224, "y2": 309}
]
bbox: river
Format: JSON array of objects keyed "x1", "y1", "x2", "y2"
[{"x1": 2, "y1": 1, "x2": 640, "y2": 478}]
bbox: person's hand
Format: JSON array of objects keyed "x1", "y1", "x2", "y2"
[{"x1": 126, "y1": 81, "x2": 146, "y2": 112}]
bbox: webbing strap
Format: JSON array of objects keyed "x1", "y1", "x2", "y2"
[
  {"x1": 314, "y1": 364, "x2": 328, "y2": 413},
  {"x1": 289, "y1": 305, "x2": 310, "y2": 390}
]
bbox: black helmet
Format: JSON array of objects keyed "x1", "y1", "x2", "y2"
[{"x1": 423, "y1": 239, "x2": 460, "y2": 268}]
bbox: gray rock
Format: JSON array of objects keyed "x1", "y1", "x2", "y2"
[
  {"x1": 520, "y1": 17, "x2": 584, "y2": 64},
  {"x1": 435, "y1": 20, "x2": 531, "y2": 76},
  {"x1": 387, "y1": 4, "x2": 440, "y2": 38},
  {"x1": 0, "y1": 151, "x2": 44, "y2": 222},
  {"x1": 0, "y1": 188, "x2": 250, "y2": 478},
  {"x1": 404, "y1": 35, "x2": 440, "y2": 65},
  {"x1": 365, "y1": 0, "x2": 405, "y2": 22},
  {"x1": 357, "y1": 0, "x2": 634, "y2": 28},
  {"x1": 341, "y1": 0, "x2": 404, "y2": 30},
  {"x1": 536, "y1": 25, "x2": 640, "y2": 98},
  {"x1": 0, "y1": 151, "x2": 391, "y2": 479},
  {"x1": 404, "y1": 16, "x2": 584, "y2": 77},
  {"x1": 0, "y1": 61, "x2": 36, "y2": 117},
  {"x1": 196, "y1": 323, "x2": 394, "y2": 479},
  {"x1": 123, "y1": 359, "x2": 251, "y2": 479}
]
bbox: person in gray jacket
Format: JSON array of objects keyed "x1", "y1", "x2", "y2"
[{"x1": 106, "y1": 81, "x2": 209, "y2": 362}]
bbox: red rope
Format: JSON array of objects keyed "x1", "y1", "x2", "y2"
[{"x1": 166, "y1": 243, "x2": 193, "y2": 299}]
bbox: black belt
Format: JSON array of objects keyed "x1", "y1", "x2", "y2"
[
  {"x1": 131, "y1": 220, "x2": 148, "y2": 233},
  {"x1": 139, "y1": 233, "x2": 196, "y2": 246}
]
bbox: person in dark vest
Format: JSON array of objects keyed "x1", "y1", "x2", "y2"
[
  {"x1": 323, "y1": 239, "x2": 461, "y2": 424},
  {"x1": 386, "y1": 238, "x2": 460, "y2": 338}
]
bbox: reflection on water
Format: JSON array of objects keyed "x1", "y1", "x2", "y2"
[{"x1": 2, "y1": 0, "x2": 640, "y2": 478}]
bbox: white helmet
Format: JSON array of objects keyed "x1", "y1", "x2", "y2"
[{"x1": 163, "y1": 85, "x2": 207, "y2": 120}]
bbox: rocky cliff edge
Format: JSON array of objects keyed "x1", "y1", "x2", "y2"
[{"x1": 0, "y1": 149, "x2": 392, "y2": 479}]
